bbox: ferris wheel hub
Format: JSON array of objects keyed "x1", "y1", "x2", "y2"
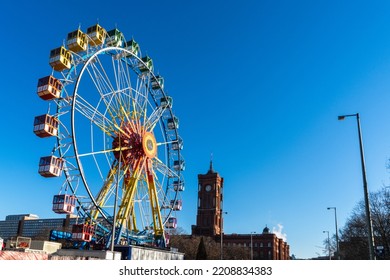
[
  {"x1": 112, "y1": 123, "x2": 157, "y2": 162},
  {"x1": 142, "y1": 132, "x2": 157, "y2": 159}
]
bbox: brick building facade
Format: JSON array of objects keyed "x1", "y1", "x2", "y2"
[{"x1": 192, "y1": 162, "x2": 290, "y2": 260}]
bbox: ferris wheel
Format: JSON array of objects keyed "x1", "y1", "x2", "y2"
[{"x1": 33, "y1": 25, "x2": 185, "y2": 248}]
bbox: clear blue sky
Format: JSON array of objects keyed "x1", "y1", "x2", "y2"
[{"x1": 2, "y1": 0, "x2": 390, "y2": 259}]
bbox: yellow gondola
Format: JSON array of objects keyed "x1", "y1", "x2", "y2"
[
  {"x1": 67, "y1": 29, "x2": 87, "y2": 52},
  {"x1": 86, "y1": 24, "x2": 106, "y2": 46},
  {"x1": 49, "y1": 46, "x2": 71, "y2": 71}
]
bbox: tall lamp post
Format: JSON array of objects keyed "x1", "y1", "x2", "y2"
[
  {"x1": 323, "y1": 230, "x2": 331, "y2": 260},
  {"x1": 338, "y1": 113, "x2": 375, "y2": 260},
  {"x1": 327, "y1": 207, "x2": 340, "y2": 259},
  {"x1": 250, "y1": 231, "x2": 256, "y2": 260}
]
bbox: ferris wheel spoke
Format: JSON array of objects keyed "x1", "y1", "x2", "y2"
[
  {"x1": 154, "y1": 156, "x2": 179, "y2": 179},
  {"x1": 107, "y1": 58, "x2": 131, "y2": 120},
  {"x1": 133, "y1": 77, "x2": 149, "y2": 120},
  {"x1": 84, "y1": 56, "x2": 125, "y2": 131},
  {"x1": 77, "y1": 146, "x2": 131, "y2": 158},
  {"x1": 104, "y1": 53, "x2": 139, "y2": 125},
  {"x1": 144, "y1": 106, "x2": 166, "y2": 131},
  {"x1": 89, "y1": 161, "x2": 121, "y2": 221},
  {"x1": 86, "y1": 55, "x2": 144, "y2": 138},
  {"x1": 74, "y1": 95, "x2": 118, "y2": 137}
]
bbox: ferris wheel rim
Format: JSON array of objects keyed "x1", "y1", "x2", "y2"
[{"x1": 65, "y1": 45, "x2": 182, "y2": 230}]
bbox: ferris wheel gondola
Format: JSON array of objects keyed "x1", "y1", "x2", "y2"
[{"x1": 33, "y1": 24, "x2": 184, "y2": 249}]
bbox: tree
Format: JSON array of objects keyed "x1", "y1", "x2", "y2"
[
  {"x1": 196, "y1": 237, "x2": 208, "y2": 260},
  {"x1": 338, "y1": 187, "x2": 390, "y2": 259},
  {"x1": 322, "y1": 233, "x2": 336, "y2": 259},
  {"x1": 168, "y1": 227, "x2": 251, "y2": 260}
]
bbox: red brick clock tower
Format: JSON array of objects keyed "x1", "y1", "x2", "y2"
[{"x1": 192, "y1": 161, "x2": 224, "y2": 236}]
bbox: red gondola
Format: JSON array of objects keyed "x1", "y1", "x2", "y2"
[
  {"x1": 33, "y1": 114, "x2": 59, "y2": 138},
  {"x1": 72, "y1": 224, "x2": 94, "y2": 242},
  {"x1": 38, "y1": 156, "x2": 63, "y2": 177},
  {"x1": 37, "y1": 76, "x2": 62, "y2": 100}
]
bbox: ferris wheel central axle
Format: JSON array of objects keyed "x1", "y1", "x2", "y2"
[{"x1": 112, "y1": 122, "x2": 157, "y2": 165}]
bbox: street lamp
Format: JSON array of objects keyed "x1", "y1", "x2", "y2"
[
  {"x1": 250, "y1": 231, "x2": 256, "y2": 260},
  {"x1": 327, "y1": 207, "x2": 340, "y2": 259},
  {"x1": 338, "y1": 113, "x2": 376, "y2": 260},
  {"x1": 323, "y1": 230, "x2": 331, "y2": 260},
  {"x1": 220, "y1": 210, "x2": 227, "y2": 260}
]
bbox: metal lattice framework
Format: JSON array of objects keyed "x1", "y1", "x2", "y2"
[{"x1": 34, "y1": 25, "x2": 184, "y2": 248}]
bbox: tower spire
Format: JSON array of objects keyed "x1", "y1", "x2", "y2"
[{"x1": 209, "y1": 153, "x2": 214, "y2": 173}]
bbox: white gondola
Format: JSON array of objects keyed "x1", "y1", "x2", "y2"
[
  {"x1": 138, "y1": 56, "x2": 153, "y2": 72},
  {"x1": 160, "y1": 96, "x2": 173, "y2": 108},
  {"x1": 170, "y1": 200, "x2": 182, "y2": 211},
  {"x1": 172, "y1": 137, "x2": 183, "y2": 150},
  {"x1": 173, "y1": 160, "x2": 185, "y2": 171},
  {"x1": 52, "y1": 194, "x2": 76, "y2": 214},
  {"x1": 151, "y1": 76, "x2": 164, "y2": 90},
  {"x1": 173, "y1": 180, "x2": 185, "y2": 191},
  {"x1": 125, "y1": 39, "x2": 140, "y2": 56},
  {"x1": 106, "y1": 28, "x2": 124, "y2": 47},
  {"x1": 165, "y1": 232, "x2": 170, "y2": 245},
  {"x1": 167, "y1": 116, "x2": 179, "y2": 130},
  {"x1": 166, "y1": 217, "x2": 177, "y2": 229}
]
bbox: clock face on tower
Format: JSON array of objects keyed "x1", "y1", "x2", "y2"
[{"x1": 205, "y1": 184, "x2": 212, "y2": 192}]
